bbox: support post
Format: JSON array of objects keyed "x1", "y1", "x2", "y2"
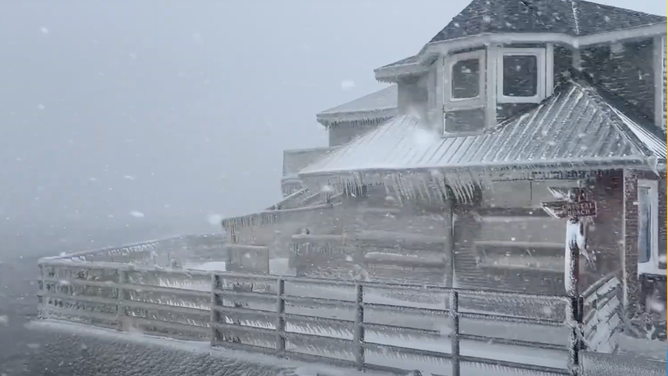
[
  {"x1": 450, "y1": 290, "x2": 460, "y2": 376},
  {"x1": 37, "y1": 265, "x2": 45, "y2": 316},
  {"x1": 276, "y1": 278, "x2": 286, "y2": 353},
  {"x1": 116, "y1": 269, "x2": 128, "y2": 331},
  {"x1": 444, "y1": 198, "x2": 456, "y2": 288},
  {"x1": 353, "y1": 283, "x2": 365, "y2": 371},
  {"x1": 210, "y1": 274, "x2": 221, "y2": 346},
  {"x1": 566, "y1": 187, "x2": 583, "y2": 375}
]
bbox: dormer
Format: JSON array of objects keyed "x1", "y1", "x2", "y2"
[
  {"x1": 374, "y1": 0, "x2": 667, "y2": 135},
  {"x1": 316, "y1": 86, "x2": 398, "y2": 147}
]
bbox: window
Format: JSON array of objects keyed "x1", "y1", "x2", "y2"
[
  {"x1": 497, "y1": 48, "x2": 547, "y2": 104},
  {"x1": 637, "y1": 180, "x2": 662, "y2": 276},
  {"x1": 502, "y1": 55, "x2": 538, "y2": 97},
  {"x1": 452, "y1": 59, "x2": 480, "y2": 99},
  {"x1": 446, "y1": 50, "x2": 485, "y2": 105},
  {"x1": 444, "y1": 108, "x2": 485, "y2": 133}
]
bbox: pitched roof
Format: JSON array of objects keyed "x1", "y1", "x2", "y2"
[
  {"x1": 318, "y1": 85, "x2": 397, "y2": 116},
  {"x1": 300, "y1": 80, "x2": 666, "y2": 180},
  {"x1": 430, "y1": 0, "x2": 666, "y2": 43},
  {"x1": 381, "y1": 56, "x2": 418, "y2": 68}
]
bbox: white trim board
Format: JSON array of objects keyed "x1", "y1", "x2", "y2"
[{"x1": 636, "y1": 179, "x2": 663, "y2": 277}]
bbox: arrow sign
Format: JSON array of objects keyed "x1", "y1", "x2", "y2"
[{"x1": 541, "y1": 201, "x2": 597, "y2": 219}]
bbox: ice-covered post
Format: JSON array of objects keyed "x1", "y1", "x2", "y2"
[
  {"x1": 542, "y1": 184, "x2": 594, "y2": 376},
  {"x1": 275, "y1": 278, "x2": 286, "y2": 353},
  {"x1": 450, "y1": 290, "x2": 460, "y2": 376},
  {"x1": 565, "y1": 187, "x2": 587, "y2": 376},
  {"x1": 210, "y1": 274, "x2": 221, "y2": 345},
  {"x1": 116, "y1": 268, "x2": 128, "y2": 331},
  {"x1": 566, "y1": 216, "x2": 582, "y2": 375},
  {"x1": 353, "y1": 283, "x2": 365, "y2": 371}
]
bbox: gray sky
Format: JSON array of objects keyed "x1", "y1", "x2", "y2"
[{"x1": 0, "y1": 0, "x2": 664, "y2": 236}]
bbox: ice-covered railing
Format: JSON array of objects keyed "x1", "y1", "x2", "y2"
[
  {"x1": 581, "y1": 272, "x2": 623, "y2": 353},
  {"x1": 40, "y1": 234, "x2": 225, "y2": 267},
  {"x1": 37, "y1": 259, "x2": 587, "y2": 376},
  {"x1": 37, "y1": 261, "x2": 214, "y2": 340}
]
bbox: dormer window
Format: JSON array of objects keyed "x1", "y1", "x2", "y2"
[
  {"x1": 446, "y1": 50, "x2": 486, "y2": 107},
  {"x1": 444, "y1": 50, "x2": 487, "y2": 134},
  {"x1": 452, "y1": 58, "x2": 481, "y2": 99},
  {"x1": 497, "y1": 48, "x2": 548, "y2": 104}
]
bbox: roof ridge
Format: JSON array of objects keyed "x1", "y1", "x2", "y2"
[{"x1": 576, "y1": 0, "x2": 667, "y2": 20}]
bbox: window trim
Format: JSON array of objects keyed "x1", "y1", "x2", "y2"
[
  {"x1": 496, "y1": 47, "x2": 547, "y2": 104},
  {"x1": 637, "y1": 179, "x2": 661, "y2": 276},
  {"x1": 445, "y1": 50, "x2": 486, "y2": 108}
]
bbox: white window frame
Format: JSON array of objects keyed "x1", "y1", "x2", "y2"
[
  {"x1": 637, "y1": 179, "x2": 661, "y2": 276},
  {"x1": 496, "y1": 47, "x2": 548, "y2": 104},
  {"x1": 445, "y1": 50, "x2": 486, "y2": 109}
]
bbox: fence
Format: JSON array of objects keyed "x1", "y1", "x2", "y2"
[
  {"x1": 581, "y1": 273, "x2": 623, "y2": 353},
  {"x1": 37, "y1": 257, "x2": 586, "y2": 376}
]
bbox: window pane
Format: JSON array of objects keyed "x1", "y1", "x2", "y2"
[
  {"x1": 638, "y1": 187, "x2": 652, "y2": 264},
  {"x1": 445, "y1": 108, "x2": 485, "y2": 133},
  {"x1": 503, "y1": 55, "x2": 538, "y2": 97},
  {"x1": 451, "y1": 58, "x2": 480, "y2": 99}
]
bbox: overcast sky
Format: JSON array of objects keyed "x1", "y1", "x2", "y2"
[{"x1": 0, "y1": 0, "x2": 664, "y2": 237}]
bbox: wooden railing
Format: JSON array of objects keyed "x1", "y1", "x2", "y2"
[
  {"x1": 581, "y1": 272, "x2": 623, "y2": 353},
  {"x1": 38, "y1": 259, "x2": 585, "y2": 376}
]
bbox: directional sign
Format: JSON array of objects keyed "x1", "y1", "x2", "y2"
[{"x1": 542, "y1": 200, "x2": 597, "y2": 219}]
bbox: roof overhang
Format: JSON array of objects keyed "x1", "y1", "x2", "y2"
[
  {"x1": 300, "y1": 158, "x2": 656, "y2": 202},
  {"x1": 374, "y1": 23, "x2": 667, "y2": 82},
  {"x1": 316, "y1": 108, "x2": 398, "y2": 127}
]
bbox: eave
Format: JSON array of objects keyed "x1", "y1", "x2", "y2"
[{"x1": 316, "y1": 108, "x2": 398, "y2": 127}]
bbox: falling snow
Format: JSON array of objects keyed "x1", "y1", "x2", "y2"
[
  {"x1": 129, "y1": 211, "x2": 145, "y2": 218},
  {"x1": 340, "y1": 80, "x2": 356, "y2": 90},
  {"x1": 207, "y1": 213, "x2": 224, "y2": 226}
]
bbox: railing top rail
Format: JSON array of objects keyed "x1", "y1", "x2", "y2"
[
  {"x1": 581, "y1": 271, "x2": 621, "y2": 298},
  {"x1": 38, "y1": 233, "x2": 220, "y2": 262}
]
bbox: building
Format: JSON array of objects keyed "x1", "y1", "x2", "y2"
[{"x1": 222, "y1": 0, "x2": 667, "y2": 321}]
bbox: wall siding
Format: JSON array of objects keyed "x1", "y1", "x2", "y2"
[{"x1": 454, "y1": 172, "x2": 624, "y2": 295}]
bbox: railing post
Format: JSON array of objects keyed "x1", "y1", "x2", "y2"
[
  {"x1": 450, "y1": 290, "x2": 460, "y2": 376},
  {"x1": 116, "y1": 269, "x2": 128, "y2": 331},
  {"x1": 210, "y1": 274, "x2": 221, "y2": 346},
  {"x1": 276, "y1": 278, "x2": 286, "y2": 354},
  {"x1": 37, "y1": 265, "x2": 45, "y2": 316},
  {"x1": 353, "y1": 283, "x2": 365, "y2": 371}
]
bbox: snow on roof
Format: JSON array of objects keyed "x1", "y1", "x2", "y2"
[
  {"x1": 607, "y1": 106, "x2": 667, "y2": 160},
  {"x1": 430, "y1": 0, "x2": 666, "y2": 43},
  {"x1": 381, "y1": 56, "x2": 418, "y2": 69},
  {"x1": 300, "y1": 80, "x2": 666, "y2": 180},
  {"x1": 316, "y1": 86, "x2": 398, "y2": 124}
]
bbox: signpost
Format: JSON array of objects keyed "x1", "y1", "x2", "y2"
[{"x1": 541, "y1": 185, "x2": 596, "y2": 375}]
